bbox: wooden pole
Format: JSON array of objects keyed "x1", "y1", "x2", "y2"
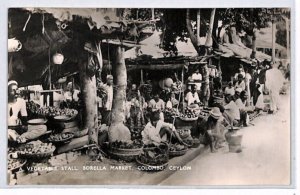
[
  {"x1": 284, "y1": 17, "x2": 290, "y2": 60},
  {"x1": 197, "y1": 9, "x2": 200, "y2": 45},
  {"x1": 78, "y1": 52, "x2": 98, "y2": 147},
  {"x1": 140, "y1": 69, "x2": 144, "y2": 84},
  {"x1": 272, "y1": 19, "x2": 276, "y2": 61}
]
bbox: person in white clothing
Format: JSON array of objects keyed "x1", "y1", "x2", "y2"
[
  {"x1": 185, "y1": 84, "x2": 200, "y2": 106},
  {"x1": 191, "y1": 69, "x2": 202, "y2": 93},
  {"x1": 224, "y1": 81, "x2": 235, "y2": 96},
  {"x1": 101, "y1": 75, "x2": 114, "y2": 125},
  {"x1": 265, "y1": 62, "x2": 285, "y2": 113},
  {"x1": 142, "y1": 111, "x2": 185, "y2": 145}
]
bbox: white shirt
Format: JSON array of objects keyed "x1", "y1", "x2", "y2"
[
  {"x1": 224, "y1": 101, "x2": 240, "y2": 120},
  {"x1": 191, "y1": 73, "x2": 202, "y2": 90},
  {"x1": 8, "y1": 98, "x2": 27, "y2": 126},
  {"x1": 142, "y1": 120, "x2": 175, "y2": 145},
  {"x1": 265, "y1": 68, "x2": 284, "y2": 92},
  {"x1": 104, "y1": 84, "x2": 113, "y2": 111},
  {"x1": 185, "y1": 91, "x2": 200, "y2": 106},
  {"x1": 224, "y1": 87, "x2": 235, "y2": 96}
]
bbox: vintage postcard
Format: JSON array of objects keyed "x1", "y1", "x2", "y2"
[{"x1": 6, "y1": 7, "x2": 292, "y2": 187}]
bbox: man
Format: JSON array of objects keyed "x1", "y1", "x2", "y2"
[
  {"x1": 148, "y1": 92, "x2": 165, "y2": 121},
  {"x1": 234, "y1": 66, "x2": 246, "y2": 80},
  {"x1": 235, "y1": 90, "x2": 254, "y2": 127},
  {"x1": 142, "y1": 111, "x2": 185, "y2": 145},
  {"x1": 223, "y1": 94, "x2": 240, "y2": 127},
  {"x1": 224, "y1": 81, "x2": 235, "y2": 96},
  {"x1": 101, "y1": 75, "x2": 114, "y2": 125},
  {"x1": 235, "y1": 73, "x2": 246, "y2": 91},
  {"x1": 265, "y1": 61, "x2": 285, "y2": 113},
  {"x1": 8, "y1": 80, "x2": 28, "y2": 128},
  {"x1": 185, "y1": 84, "x2": 200, "y2": 106},
  {"x1": 191, "y1": 68, "x2": 202, "y2": 95}
]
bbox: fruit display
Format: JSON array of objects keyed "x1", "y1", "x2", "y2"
[
  {"x1": 8, "y1": 158, "x2": 26, "y2": 171},
  {"x1": 180, "y1": 107, "x2": 198, "y2": 118},
  {"x1": 17, "y1": 141, "x2": 55, "y2": 159},
  {"x1": 48, "y1": 132, "x2": 74, "y2": 144},
  {"x1": 164, "y1": 108, "x2": 179, "y2": 118},
  {"x1": 36, "y1": 107, "x2": 77, "y2": 118}
]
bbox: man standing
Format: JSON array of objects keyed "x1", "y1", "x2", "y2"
[
  {"x1": 148, "y1": 92, "x2": 165, "y2": 121},
  {"x1": 191, "y1": 68, "x2": 202, "y2": 95},
  {"x1": 101, "y1": 75, "x2": 114, "y2": 125},
  {"x1": 265, "y1": 61, "x2": 284, "y2": 113}
]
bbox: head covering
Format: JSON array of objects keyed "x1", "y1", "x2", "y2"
[
  {"x1": 107, "y1": 75, "x2": 113, "y2": 80},
  {"x1": 8, "y1": 80, "x2": 18, "y2": 87},
  {"x1": 235, "y1": 88, "x2": 242, "y2": 93},
  {"x1": 210, "y1": 107, "x2": 222, "y2": 119}
]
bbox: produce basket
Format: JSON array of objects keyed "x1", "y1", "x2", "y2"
[
  {"x1": 48, "y1": 132, "x2": 74, "y2": 145},
  {"x1": 109, "y1": 147, "x2": 143, "y2": 155},
  {"x1": 27, "y1": 118, "x2": 47, "y2": 125},
  {"x1": 136, "y1": 157, "x2": 168, "y2": 172},
  {"x1": 8, "y1": 158, "x2": 27, "y2": 172},
  {"x1": 17, "y1": 143, "x2": 56, "y2": 160},
  {"x1": 179, "y1": 116, "x2": 198, "y2": 121},
  {"x1": 109, "y1": 150, "x2": 141, "y2": 162},
  {"x1": 53, "y1": 111, "x2": 78, "y2": 122},
  {"x1": 169, "y1": 148, "x2": 188, "y2": 157}
]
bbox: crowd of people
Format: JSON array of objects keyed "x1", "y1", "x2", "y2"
[{"x1": 7, "y1": 58, "x2": 288, "y2": 153}]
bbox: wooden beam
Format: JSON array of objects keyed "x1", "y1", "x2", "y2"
[{"x1": 127, "y1": 63, "x2": 185, "y2": 71}]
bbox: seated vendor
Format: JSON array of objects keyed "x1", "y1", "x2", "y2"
[
  {"x1": 235, "y1": 90, "x2": 254, "y2": 127},
  {"x1": 193, "y1": 107, "x2": 225, "y2": 153},
  {"x1": 8, "y1": 81, "x2": 28, "y2": 142},
  {"x1": 223, "y1": 94, "x2": 240, "y2": 127},
  {"x1": 142, "y1": 111, "x2": 185, "y2": 146},
  {"x1": 185, "y1": 84, "x2": 200, "y2": 106}
]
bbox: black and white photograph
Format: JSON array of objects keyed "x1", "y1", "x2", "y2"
[{"x1": 6, "y1": 7, "x2": 292, "y2": 186}]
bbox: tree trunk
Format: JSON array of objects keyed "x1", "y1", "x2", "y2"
[
  {"x1": 250, "y1": 29, "x2": 257, "y2": 59},
  {"x1": 205, "y1": 8, "x2": 216, "y2": 49},
  {"x1": 186, "y1": 9, "x2": 200, "y2": 55},
  {"x1": 78, "y1": 53, "x2": 98, "y2": 147},
  {"x1": 212, "y1": 9, "x2": 220, "y2": 49},
  {"x1": 272, "y1": 20, "x2": 276, "y2": 61},
  {"x1": 108, "y1": 45, "x2": 131, "y2": 142},
  {"x1": 196, "y1": 9, "x2": 201, "y2": 45}
]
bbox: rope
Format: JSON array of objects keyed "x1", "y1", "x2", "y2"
[{"x1": 22, "y1": 13, "x2": 31, "y2": 32}]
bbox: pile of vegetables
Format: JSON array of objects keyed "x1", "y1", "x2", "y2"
[
  {"x1": 17, "y1": 142, "x2": 55, "y2": 155},
  {"x1": 138, "y1": 145, "x2": 168, "y2": 165},
  {"x1": 26, "y1": 101, "x2": 40, "y2": 119},
  {"x1": 8, "y1": 158, "x2": 26, "y2": 170},
  {"x1": 180, "y1": 107, "x2": 198, "y2": 118},
  {"x1": 169, "y1": 143, "x2": 187, "y2": 152},
  {"x1": 48, "y1": 132, "x2": 74, "y2": 143},
  {"x1": 110, "y1": 140, "x2": 143, "y2": 149},
  {"x1": 37, "y1": 107, "x2": 77, "y2": 118}
]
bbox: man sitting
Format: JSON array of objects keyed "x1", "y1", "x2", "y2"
[
  {"x1": 235, "y1": 90, "x2": 254, "y2": 127},
  {"x1": 142, "y1": 111, "x2": 185, "y2": 145}
]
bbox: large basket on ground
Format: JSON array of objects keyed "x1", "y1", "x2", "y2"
[
  {"x1": 136, "y1": 157, "x2": 168, "y2": 172},
  {"x1": 48, "y1": 132, "x2": 74, "y2": 145},
  {"x1": 109, "y1": 146, "x2": 143, "y2": 162},
  {"x1": 225, "y1": 131, "x2": 243, "y2": 153},
  {"x1": 169, "y1": 148, "x2": 188, "y2": 157},
  {"x1": 18, "y1": 146, "x2": 56, "y2": 160},
  {"x1": 179, "y1": 116, "x2": 198, "y2": 122}
]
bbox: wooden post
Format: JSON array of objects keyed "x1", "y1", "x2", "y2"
[
  {"x1": 140, "y1": 69, "x2": 144, "y2": 84},
  {"x1": 197, "y1": 9, "x2": 200, "y2": 45},
  {"x1": 284, "y1": 17, "x2": 290, "y2": 60},
  {"x1": 272, "y1": 19, "x2": 276, "y2": 61},
  {"x1": 78, "y1": 53, "x2": 98, "y2": 147},
  {"x1": 108, "y1": 45, "x2": 131, "y2": 142}
]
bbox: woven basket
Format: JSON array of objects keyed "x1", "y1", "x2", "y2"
[
  {"x1": 48, "y1": 133, "x2": 74, "y2": 145},
  {"x1": 109, "y1": 150, "x2": 141, "y2": 162},
  {"x1": 18, "y1": 146, "x2": 56, "y2": 160},
  {"x1": 179, "y1": 116, "x2": 198, "y2": 122},
  {"x1": 109, "y1": 147, "x2": 143, "y2": 155},
  {"x1": 136, "y1": 158, "x2": 168, "y2": 172},
  {"x1": 225, "y1": 133, "x2": 243, "y2": 146},
  {"x1": 169, "y1": 148, "x2": 188, "y2": 157}
]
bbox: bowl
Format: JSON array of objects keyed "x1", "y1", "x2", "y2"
[{"x1": 27, "y1": 118, "x2": 47, "y2": 125}]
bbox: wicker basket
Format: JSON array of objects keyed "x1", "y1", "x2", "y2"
[
  {"x1": 109, "y1": 150, "x2": 141, "y2": 162},
  {"x1": 109, "y1": 147, "x2": 143, "y2": 155},
  {"x1": 169, "y1": 148, "x2": 188, "y2": 157},
  {"x1": 48, "y1": 133, "x2": 74, "y2": 145},
  {"x1": 136, "y1": 158, "x2": 168, "y2": 172},
  {"x1": 179, "y1": 116, "x2": 198, "y2": 122},
  {"x1": 18, "y1": 146, "x2": 56, "y2": 160}
]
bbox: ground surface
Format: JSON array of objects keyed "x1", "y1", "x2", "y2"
[
  {"x1": 160, "y1": 94, "x2": 291, "y2": 186},
  {"x1": 16, "y1": 94, "x2": 290, "y2": 186}
]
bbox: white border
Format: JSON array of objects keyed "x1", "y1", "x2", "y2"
[{"x1": 0, "y1": 0, "x2": 298, "y2": 194}]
